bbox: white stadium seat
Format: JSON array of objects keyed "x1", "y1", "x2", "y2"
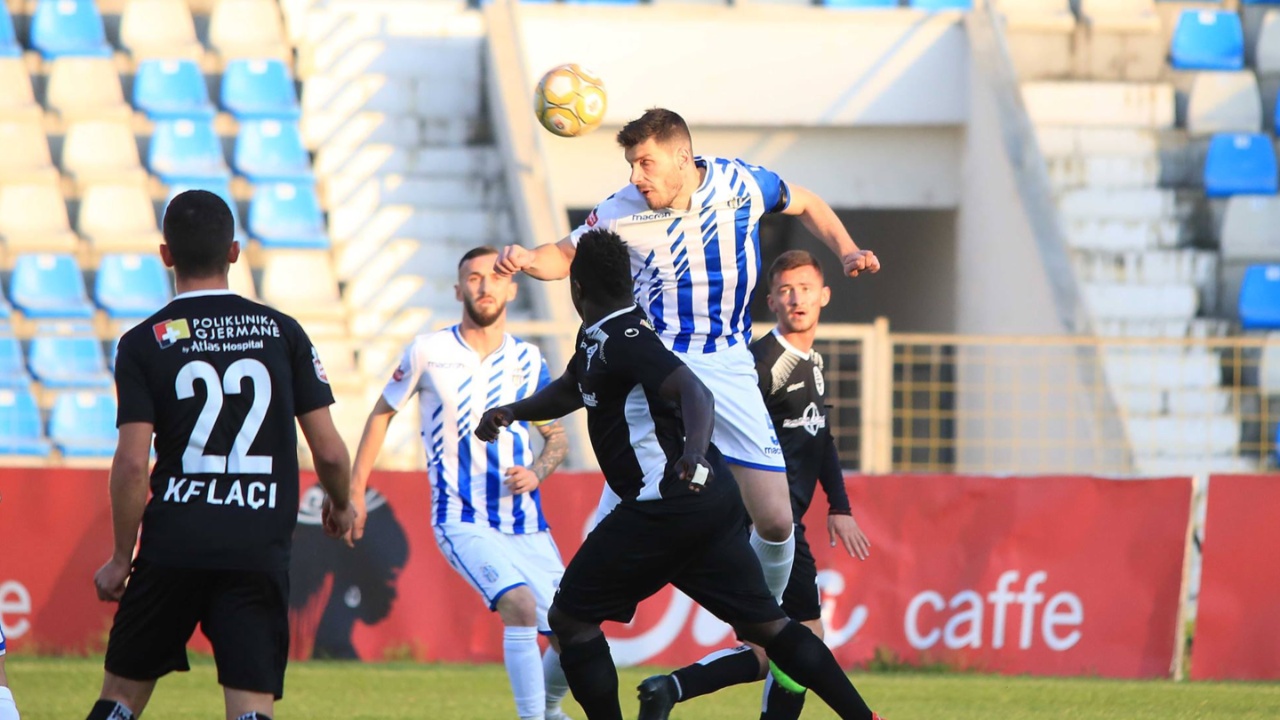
[
  {"x1": 46, "y1": 58, "x2": 130, "y2": 122},
  {"x1": 1187, "y1": 70, "x2": 1263, "y2": 136}
]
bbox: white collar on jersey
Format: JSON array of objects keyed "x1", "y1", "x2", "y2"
[
  {"x1": 173, "y1": 288, "x2": 238, "y2": 301},
  {"x1": 772, "y1": 328, "x2": 813, "y2": 361},
  {"x1": 585, "y1": 304, "x2": 639, "y2": 335},
  {"x1": 692, "y1": 156, "x2": 712, "y2": 197}
]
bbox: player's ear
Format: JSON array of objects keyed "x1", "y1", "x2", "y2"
[
  {"x1": 819, "y1": 285, "x2": 831, "y2": 307},
  {"x1": 766, "y1": 290, "x2": 779, "y2": 314},
  {"x1": 159, "y1": 242, "x2": 175, "y2": 269},
  {"x1": 454, "y1": 283, "x2": 463, "y2": 302},
  {"x1": 227, "y1": 240, "x2": 241, "y2": 265}
]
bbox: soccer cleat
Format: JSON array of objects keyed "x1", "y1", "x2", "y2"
[
  {"x1": 768, "y1": 661, "x2": 807, "y2": 694},
  {"x1": 636, "y1": 674, "x2": 679, "y2": 720},
  {"x1": 872, "y1": 714, "x2": 887, "y2": 720}
]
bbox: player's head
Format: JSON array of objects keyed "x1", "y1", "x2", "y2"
[
  {"x1": 456, "y1": 245, "x2": 517, "y2": 328},
  {"x1": 160, "y1": 190, "x2": 238, "y2": 280},
  {"x1": 767, "y1": 250, "x2": 830, "y2": 335},
  {"x1": 570, "y1": 228, "x2": 633, "y2": 317},
  {"x1": 617, "y1": 108, "x2": 694, "y2": 211}
]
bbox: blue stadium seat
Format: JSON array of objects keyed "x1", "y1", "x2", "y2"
[
  {"x1": 108, "y1": 335, "x2": 119, "y2": 371},
  {"x1": 28, "y1": 335, "x2": 112, "y2": 388},
  {"x1": 233, "y1": 119, "x2": 313, "y2": 183},
  {"x1": 166, "y1": 179, "x2": 242, "y2": 233},
  {"x1": 95, "y1": 253, "x2": 172, "y2": 318},
  {"x1": 133, "y1": 59, "x2": 215, "y2": 120},
  {"x1": 1239, "y1": 264, "x2": 1280, "y2": 329},
  {"x1": 30, "y1": 0, "x2": 112, "y2": 59},
  {"x1": 249, "y1": 182, "x2": 329, "y2": 250},
  {"x1": 824, "y1": 0, "x2": 898, "y2": 6},
  {"x1": 10, "y1": 254, "x2": 95, "y2": 319},
  {"x1": 1204, "y1": 133, "x2": 1279, "y2": 197},
  {"x1": 221, "y1": 59, "x2": 300, "y2": 120},
  {"x1": 0, "y1": 337, "x2": 30, "y2": 387},
  {"x1": 0, "y1": 4, "x2": 20, "y2": 57},
  {"x1": 0, "y1": 389, "x2": 52, "y2": 456},
  {"x1": 0, "y1": 276, "x2": 10, "y2": 320},
  {"x1": 910, "y1": 0, "x2": 970, "y2": 8},
  {"x1": 1170, "y1": 10, "x2": 1245, "y2": 71},
  {"x1": 148, "y1": 118, "x2": 230, "y2": 185},
  {"x1": 49, "y1": 391, "x2": 117, "y2": 457}
]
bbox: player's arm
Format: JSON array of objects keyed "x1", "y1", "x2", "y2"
[
  {"x1": 298, "y1": 407, "x2": 353, "y2": 510},
  {"x1": 819, "y1": 429, "x2": 870, "y2": 560},
  {"x1": 477, "y1": 372, "x2": 583, "y2": 441},
  {"x1": 351, "y1": 396, "x2": 397, "y2": 503},
  {"x1": 658, "y1": 365, "x2": 714, "y2": 465},
  {"x1": 781, "y1": 183, "x2": 880, "y2": 277},
  {"x1": 94, "y1": 421, "x2": 153, "y2": 602},
  {"x1": 494, "y1": 236, "x2": 577, "y2": 281},
  {"x1": 505, "y1": 421, "x2": 569, "y2": 495}
]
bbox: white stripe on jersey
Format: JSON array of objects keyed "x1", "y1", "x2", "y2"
[
  {"x1": 623, "y1": 384, "x2": 667, "y2": 501},
  {"x1": 382, "y1": 327, "x2": 552, "y2": 534},
  {"x1": 571, "y1": 156, "x2": 789, "y2": 355}
]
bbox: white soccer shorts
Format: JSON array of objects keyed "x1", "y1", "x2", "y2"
[{"x1": 433, "y1": 523, "x2": 564, "y2": 634}]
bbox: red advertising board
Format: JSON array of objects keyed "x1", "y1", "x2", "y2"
[
  {"x1": 1192, "y1": 474, "x2": 1280, "y2": 681},
  {"x1": 0, "y1": 471, "x2": 1191, "y2": 678}
]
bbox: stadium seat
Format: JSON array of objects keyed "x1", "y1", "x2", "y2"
[
  {"x1": 0, "y1": 59, "x2": 39, "y2": 122},
  {"x1": 1170, "y1": 10, "x2": 1245, "y2": 71},
  {"x1": 0, "y1": 389, "x2": 52, "y2": 457},
  {"x1": 823, "y1": 0, "x2": 898, "y2": 7},
  {"x1": 1220, "y1": 195, "x2": 1280, "y2": 261},
  {"x1": 133, "y1": 59, "x2": 215, "y2": 120},
  {"x1": 95, "y1": 253, "x2": 171, "y2": 318},
  {"x1": 1257, "y1": 10, "x2": 1280, "y2": 75},
  {"x1": 1203, "y1": 133, "x2": 1279, "y2": 197},
  {"x1": 249, "y1": 182, "x2": 328, "y2": 250},
  {"x1": 165, "y1": 179, "x2": 242, "y2": 232},
  {"x1": 1187, "y1": 71, "x2": 1263, "y2": 136},
  {"x1": 221, "y1": 59, "x2": 300, "y2": 120},
  {"x1": 148, "y1": 118, "x2": 231, "y2": 185},
  {"x1": 78, "y1": 184, "x2": 162, "y2": 254},
  {"x1": 209, "y1": 0, "x2": 289, "y2": 61},
  {"x1": 0, "y1": 337, "x2": 29, "y2": 387},
  {"x1": 49, "y1": 391, "x2": 118, "y2": 457},
  {"x1": 1239, "y1": 264, "x2": 1280, "y2": 329},
  {"x1": 0, "y1": 121, "x2": 57, "y2": 184},
  {"x1": 46, "y1": 57, "x2": 131, "y2": 121},
  {"x1": 28, "y1": 335, "x2": 112, "y2": 388},
  {"x1": 30, "y1": 0, "x2": 112, "y2": 59},
  {"x1": 119, "y1": 0, "x2": 202, "y2": 60},
  {"x1": 0, "y1": 183, "x2": 79, "y2": 255},
  {"x1": 910, "y1": 0, "x2": 972, "y2": 8},
  {"x1": 0, "y1": 4, "x2": 19, "y2": 58},
  {"x1": 62, "y1": 121, "x2": 147, "y2": 186},
  {"x1": 0, "y1": 277, "x2": 10, "y2": 320},
  {"x1": 233, "y1": 119, "x2": 313, "y2": 183},
  {"x1": 9, "y1": 253, "x2": 95, "y2": 318},
  {"x1": 260, "y1": 250, "x2": 345, "y2": 336},
  {"x1": 229, "y1": 256, "x2": 256, "y2": 298}
]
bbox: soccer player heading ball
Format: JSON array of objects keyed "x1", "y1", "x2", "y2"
[
  {"x1": 497, "y1": 108, "x2": 880, "y2": 607},
  {"x1": 478, "y1": 229, "x2": 883, "y2": 720}
]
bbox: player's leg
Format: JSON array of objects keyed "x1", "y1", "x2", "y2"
[
  {"x1": 436, "y1": 524, "x2": 548, "y2": 720},
  {"x1": 508, "y1": 531, "x2": 573, "y2": 720},
  {"x1": 0, "y1": 631, "x2": 18, "y2": 720},
  {"x1": 201, "y1": 568, "x2": 288, "y2": 720},
  {"x1": 759, "y1": 619, "x2": 822, "y2": 720},
  {"x1": 542, "y1": 637, "x2": 571, "y2": 720},
  {"x1": 547, "y1": 605, "x2": 620, "y2": 720},
  {"x1": 760, "y1": 525, "x2": 823, "y2": 720},
  {"x1": 89, "y1": 560, "x2": 203, "y2": 720}
]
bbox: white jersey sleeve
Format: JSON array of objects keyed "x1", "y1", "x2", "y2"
[{"x1": 382, "y1": 338, "x2": 427, "y2": 410}]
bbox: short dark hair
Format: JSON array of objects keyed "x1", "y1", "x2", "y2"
[
  {"x1": 768, "y1": 250, "x2": 825, "y2": 289},
  {"x1": 571, "y1": 229, "x2": 633, "y2": 302},
  {"x1": 163, "y1": 190, "x2": 235, "y2": 278},
  {"x1": 616, "y1": 108, "x2": 692, "y2": 151},
  {"x1": 458, "y1": 245, "x2": 499, "y2": 270}
]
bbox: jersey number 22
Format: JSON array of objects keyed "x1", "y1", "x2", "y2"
[{"x1": 176, "y1": 359, "x2": 273, "y2": 475}]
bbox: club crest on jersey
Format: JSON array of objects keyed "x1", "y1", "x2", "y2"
[
  {"x1": 783, "y1": 402, "x2": 826, "y2": 437},
  {"x1": 814, "y1": 365, "x2": 825, "y2": 395},
  {"x1": 152, "y1": 318, "x2": 191, "y2": 349},
  {"x1": 311, "y1": 346, "x2": 329, "y2": 384},
  {"x1": 586, "y1": 208, "x2": 599, "y2": 227}
]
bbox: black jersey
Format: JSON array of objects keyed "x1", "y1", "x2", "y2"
[
  {"x1": 751, "y1": 329, "x2": 851, "y2": 520},
  {"x1": 568, "y1": 305, "x2": 732, "y2": 504},
  {"x1": 114, "y1": 289, "x2": 334, "y2": 572}
]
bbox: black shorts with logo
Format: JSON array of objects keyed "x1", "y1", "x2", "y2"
[
  {"x1": 780, "y1": 522, "x2": 822, "y2": 622},
  {"x1": 104, "y1": 558, "x2": 290, "y2": 699}
]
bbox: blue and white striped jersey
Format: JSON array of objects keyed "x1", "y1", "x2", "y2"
[
  {"x1": 0, "y1": 623, "x2": 5, "y2": 655},
  {"x1": 570, "y1": 156, "x2": 791, "y2": 355},
  {"x1": 382, "y1": 326, "x2": 553, "y2": 534}
]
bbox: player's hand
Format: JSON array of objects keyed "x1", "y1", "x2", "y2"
[
  {"x1": 94, "y1": 556, "x2": 131, "y2": 602},
  {"x1": 322, "y1": 495, "x2": 357, "y2": 541},
  {"x1": 494, "y1": 245, "x2": 533, "y2": 277},
  {"x1": 476, "y1": 407, "x2": 515, "y2": 442},
  {"x1": 828, "y1": 513, "x2": 870, "y2": 560},
  {"x1": 841, "y1": 249, "x2": 880, "y2": 278},
  {"x1": 674, "y1": 453, "x2": 712, "y2": 492},
  {"x1": 344, "y1": 490, "x2": 367, "y2": 547},
  {"x1": 504, "y1": 466, "x2": 541, "y2": 495}
]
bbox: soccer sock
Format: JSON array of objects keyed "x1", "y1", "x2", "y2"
[
  {"x1": 750, "y1": 527, "x2": 796, "y2": 603},
  {"x1": 234, "y1": 714, "x2": 272, "y2": 720},
  {"x1": 760, "y1": 672, "x2": 807, "y2": 720},
  {"x1": 504, "y1": 626, "x2": 546, "y2": 720},
  {"x1": 85, "y1": 699, "x2": 134, "y2": 720},
  {"x1": 542, "y1": 646, "x2": 571, "y2": 714},
  {"x1": 670, "y1": 644, "x2": 762, "y2": 702},
  {"x1": 558, "y1": 634, "x2": 622, "y2": 720},
  {"x1": 0, "y1": 687, "x2": 18, "y2": 720},
  {"x1": 764, "y1": 621, "x2": 872, "y2": 720}
]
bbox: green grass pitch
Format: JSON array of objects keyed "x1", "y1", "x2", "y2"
[{"x1": 7, "y1": 656, "x2": 1279, "y2": 719}]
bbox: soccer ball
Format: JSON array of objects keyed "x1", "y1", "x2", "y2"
[{"x1": 534, "y1": 64, "x2": 607, "y2": 138}]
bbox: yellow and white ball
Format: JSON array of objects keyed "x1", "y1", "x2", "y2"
[{"x1": 534, "y1": 64, "x2": 607, "y2": 138}]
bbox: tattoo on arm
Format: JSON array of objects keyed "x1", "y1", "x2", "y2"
[{"x1": 532, "y1": 422, "x2": 569, "y2": 481}]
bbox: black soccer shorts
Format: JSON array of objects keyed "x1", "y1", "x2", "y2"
[
  {"x1": 780, "y1": 523, "x2": 822, "y2": 623},
  {"x1": 104, "y1": 558, "x2": 290, "y2": 699},
  {"x1": 554, "y1": 491, "x2": 785, "y2": 629}
]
